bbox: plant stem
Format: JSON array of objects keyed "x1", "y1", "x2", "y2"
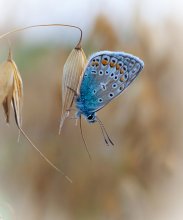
[{"x1": 0, "y1": 23, "x2": 82, "y2": 49}]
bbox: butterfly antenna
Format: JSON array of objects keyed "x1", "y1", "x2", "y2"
[
  {"x1": 96, "y1": 119, "x2": 109, "y2": 146},
  {"x1": 96, "y1": 116, "x2": 114, "y2": 146},
  {"x1": 79, "y1": 116, "x2": 92, "y2": 160},
  {"x1": 67, "y1": 86, "x2": 78, "y2": 96}
]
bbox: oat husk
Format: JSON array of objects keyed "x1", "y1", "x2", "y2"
[{"x1": 59, "y1": 47, "x2": 87, "y2": 133}]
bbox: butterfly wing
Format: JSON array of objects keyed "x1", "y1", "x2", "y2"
[{"x1": 77, "y1": 51, "x2": 144, "y2": 114}]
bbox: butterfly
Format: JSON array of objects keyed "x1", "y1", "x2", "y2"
[
  {"x1": 64, "y1": 51, "x2": 144, "y2": 158},
  {"x1": 75, "y1": 51, "x2": 144, "y2": 121}
]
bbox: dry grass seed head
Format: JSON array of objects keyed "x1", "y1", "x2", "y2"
[
  {"x1": 59, "y1": 47, "x2": 87, "y2": 132},
  {"x1": 0, "y1": 49, "x2": 23, "y2": 125},
  {"x1": 10, "y1": 59, "x2": 23, "y2": 128},
  {"x1": 0, "y1": 49, "x2": 72, "y2": 183}
]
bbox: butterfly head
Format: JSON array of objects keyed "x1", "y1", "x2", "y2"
[
  {"x1": 86, "y1": 113, "x2": 96, "y2": 123},
  {"x1": 76, "y1": 110, "x2": 97, "y2": 123}
]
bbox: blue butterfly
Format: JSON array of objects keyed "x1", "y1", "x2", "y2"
[
  {"x1": 72, "y1": 51, "x2": 144, "y2": 149},
  {"x1": 76, "y1": 51, "x2": 144, "y2": 120},
  {"x1": 69, "y1": 51, "x2": 144, "y2": 156}
]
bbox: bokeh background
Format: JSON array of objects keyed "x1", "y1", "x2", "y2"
[{"x1": 0, "y1": 0, "x2": 183, "y2": 219}]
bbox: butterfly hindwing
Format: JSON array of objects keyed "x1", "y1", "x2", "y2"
[{"x1": 78, "y1": 51, "x2": 144, "y2": 113}]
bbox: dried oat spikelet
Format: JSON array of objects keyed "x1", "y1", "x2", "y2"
[
  {"x1": 0, "y1": 59, "x2": 14, "y2": 107},
  {"x1": 0, "y1": 50, "x2": 21, "y2": 124},
  {"x1": 0, "y1": 49, "x2": 72, "y2": 183},
  {"x1": 0, "y1": 49, "x2": 23, "y2": 125},
  {"x1": 59, "y1": 46, "x2": 87, "y2": 133},
  {"x1": 8, "y1": 50, "x2": 23, "y2": 128}
]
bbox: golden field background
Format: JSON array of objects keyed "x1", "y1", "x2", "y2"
[{"x1": 0, "y1": 1, "x2": 183, "y2": 219}]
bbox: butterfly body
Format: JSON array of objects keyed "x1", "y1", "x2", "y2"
[{"x1": 75, "y1": 51, "x2": 144, "y2": 123}]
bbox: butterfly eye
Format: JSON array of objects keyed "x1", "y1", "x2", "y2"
[
  {"x1": 105, "y1": 70, "x2": 109, "y2": 75},
  {"x1": 99, "y1": 70, "x2": 103, "y2": 75},
  {"x1": 87, "y1": 115, "x2": 93, "y2": 120},
  {"x1": 87, "y1": 114, "x2": 96, "y2": 122}
]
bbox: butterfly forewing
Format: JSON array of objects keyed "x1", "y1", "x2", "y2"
[{"x1": 78, "y1": 51, "x2": 144, "y2": 113}]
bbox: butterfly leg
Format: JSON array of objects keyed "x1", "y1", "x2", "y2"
[
  {"x1": 66, "y1": 85, "x2": 78, "y2": 111},
  {"x1": 67, "y1": 86, "x2": 78, "y2": 96},
  {"x1": 65, "y1": 108, "x2": 80, "y2": 128}
]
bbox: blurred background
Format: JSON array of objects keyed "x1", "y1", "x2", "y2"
[{"x1": 0, "y1": 0, "x2": 183, "y2": 219}]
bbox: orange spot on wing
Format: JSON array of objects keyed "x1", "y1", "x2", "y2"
[
  {"x1": 92, "y1": 61, "x2": 99, "y2": 66},
  {"x1": 116, "y1": 64, "x2": 120, "y2": 70},
  {"x1": 120, "y1": 69, "x2": 124, "y2": 74},
  {"x1": 102, "y1": 60, "x2": 108, "y2": 65},
  {"x1": 110, "y1": 62, "x2": 116, "y2": 67},
  {"x1": 120, "y1": 76, "x2": 124, "y2": 82}
]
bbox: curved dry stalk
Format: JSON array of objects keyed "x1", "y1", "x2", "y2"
[
  {"x1": 0, "y1": 23, "x2": 82, "y2": 49},
  {"x1": 18, "y1": 126, "x2": 72, "y2": 183}
]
